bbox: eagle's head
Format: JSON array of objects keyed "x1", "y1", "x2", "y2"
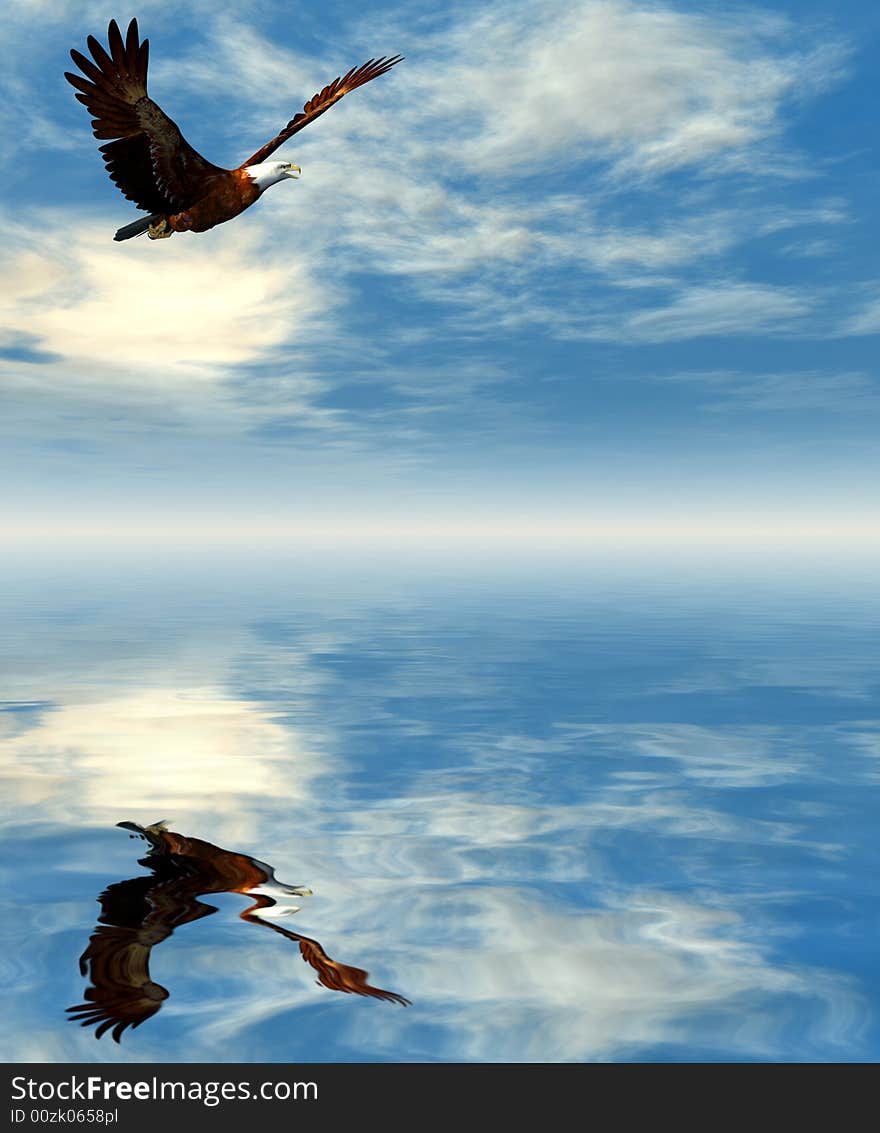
[{"x1": 244, "y1": 160, "x2": 302, "y2": 191}]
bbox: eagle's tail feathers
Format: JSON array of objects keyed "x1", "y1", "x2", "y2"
[{"x1": 113, "y1": 214, "x2": 161, "y2": 241}]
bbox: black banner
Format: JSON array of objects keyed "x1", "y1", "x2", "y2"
[{"x1": 2, "y1": 1063, "x2": 875, "y2": 1130}]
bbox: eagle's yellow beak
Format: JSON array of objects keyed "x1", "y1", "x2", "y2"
[{"x1": 285, "y1": 165, "x2": 302, "y2": 179}]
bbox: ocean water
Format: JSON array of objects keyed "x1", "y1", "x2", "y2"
[{"x1": 0, "y1": 546, "x2": 878, "y2": 1062}]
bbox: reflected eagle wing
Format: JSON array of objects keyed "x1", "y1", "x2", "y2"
[
  {"x1": 65, "y1": 19, "x2": 228, "y2": 214},
  {"x1": 296, "y1": 933, "x2": 412, "y2": 1005},
  {"x1": 66, "y1": 926, "x2": 169, "y2": 1043},
  {"x1": 242, "y1": 901, "x2": 410, "y2": 1005},
  {"x1": 241, "y1": 55, "x2": 403, "y2": 167}
]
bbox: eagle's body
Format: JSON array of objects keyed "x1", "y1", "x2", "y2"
[
  {"x1": 165, "y1": 167, "x2": 261, "y2": 235},
  {"x1": 66, "y1": 19, "x2": 402, "y2": 241}
]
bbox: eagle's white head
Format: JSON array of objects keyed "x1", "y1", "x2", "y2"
[{"x1": 244, "y1": 160, "x2": 302, "y2": 191}]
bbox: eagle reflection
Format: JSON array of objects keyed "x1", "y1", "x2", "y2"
[{"x1": 67, "y1": 821, "x2": 409, "y2": 1041}]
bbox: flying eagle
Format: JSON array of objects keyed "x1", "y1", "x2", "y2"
[
  {"x1": 65, "y1": 19, "x2": 402, "y2": 241},
  {"x1": 67, "y1": 820, "x2": 409, "y2": 1041}
]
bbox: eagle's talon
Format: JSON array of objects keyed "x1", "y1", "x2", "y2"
[{"x1": 148, "y1": 219, "x2": 171, "y2": 240}]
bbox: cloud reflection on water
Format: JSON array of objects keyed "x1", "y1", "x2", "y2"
[
  {"x1": 0, "y1": 560, "x2": 876, "y2": 1061},
  {"x1": 0, "y1": 688, "x2": 331, "y2": 844}
]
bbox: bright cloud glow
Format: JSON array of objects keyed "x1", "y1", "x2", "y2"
[
  {"x1": 0, "y1": 214, "x2": 332, "y2": 386},
  {"x1": 0, "y1": 687, "x2": 332, "y2": 843}
]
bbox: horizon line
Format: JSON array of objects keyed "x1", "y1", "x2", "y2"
[{"x1": 2, "y1": 516, "x2": 879, "y2": 547}]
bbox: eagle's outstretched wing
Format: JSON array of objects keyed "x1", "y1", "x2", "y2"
[
  {"x1": 66, "y1": 925, "x2": 169, "y2": 1043},
  {"x1": 241, "y1": 902, "x2": 410, "y2": 1006},
  {"x1": 65, "y1": 867, "x2": 214, "y2": 1042},
  {"x1": 241, "y1": 55, "x2": 404, "y2": 168},
  {"x1": 295, "y1": 933, "x2": 412, "y2": 1005},
  {"x1": 65, "y1": 19, "x2": 228, "y2": 214}
]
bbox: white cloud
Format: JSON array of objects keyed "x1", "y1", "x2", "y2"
[
  {"x1": 553, "y1": 722, "x2": 807, "y2": 788},
  {"x1": 840, "y1": 291, "x2": 880, "y2": 336},
  {"x1": 403, "y1": 1, "x2": 842, "y2": 179},
  {"x1": 343, "y1": 886, "x2": 859, "y2": 1062},
  {"x1": 618, "y1": 281, "x2": 814, "y2": 341},
  {"x1": 658, "y1": 369, "x2": 879, "y2": 412},
  {"x1": 0, "y1": 212, "x2": 331, "y2": 386},
  {"x1": 0, "y1": 687, "x2": 333, "y2": 843},
  {"x1": 838, "y1": 722, "x2": 880, "y2": 780}
]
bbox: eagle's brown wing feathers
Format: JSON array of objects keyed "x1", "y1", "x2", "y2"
[
  {"x1": 296, "y1": 934, "x2": 412, "y2": 1005},
  {"x1": 241, "y1": 900, "x2": 410, "y2": 1005},
  {"x1": 65, "y1": 926, "x2": 169, "y2": 1043},
  {"x1": 241, "y1": 55, "x2": 404, "y2": 168},
  {"x1": 65, "y1": 18, "x2": 228, "y2": 214}
]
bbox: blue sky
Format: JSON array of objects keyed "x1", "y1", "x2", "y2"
[{"x1": 1, "y1": 0, "x2": 878, "y2": 543}]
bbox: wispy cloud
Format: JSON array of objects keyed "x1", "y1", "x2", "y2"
[
  {"x1": 422, "y1": 2, "x2": 844, "y2": 179},
  {"x1": 657, "y1": 369, "x2": 880, "y2": 413},
  {"x1": 552, "y1": 722, "x2": 809, "y2": 789},
  {"x1": 839, "y1": 289, "x2": 880, "y2": 337},
  {"x1": 620, "y1": 281, "x2": 814, "y2": 341}
]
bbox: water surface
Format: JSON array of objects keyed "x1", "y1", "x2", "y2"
[{"x1": 1, "y1": 548, "x2": 878, "y2": 1061}]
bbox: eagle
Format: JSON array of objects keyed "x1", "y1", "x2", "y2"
[
  {"x1": 66, "y1": 820, "x2": 409, "y2": 1041},
  {"x1": 65, "y1": 19, "x2": 402, "y2": 241}
]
